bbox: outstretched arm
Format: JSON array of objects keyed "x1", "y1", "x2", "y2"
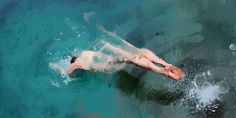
[{"x1": 66, "y1": 63, "x2": 78, "y2": 74}]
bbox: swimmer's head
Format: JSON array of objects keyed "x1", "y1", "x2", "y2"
[{"x1": 70, "y1": 56, "x2": 77, "y2": 64}]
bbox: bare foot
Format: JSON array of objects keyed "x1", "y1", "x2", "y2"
[
  {"x1": 165, "y1": 64, "x2": 184, "y2": 78},
  {"x1": 168, "y1": 71, "x2": 180, "y2": 80},
  {"x1": 163, "y1": 70, "x2": 180, "y2": 80},
  {"x1": 161, "y1": 69, "x2": 179, "y2": 80}
]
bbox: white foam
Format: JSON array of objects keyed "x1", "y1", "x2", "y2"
[
  {"x1": 196, "y1": 84, "x2": 220, "y2": 108},
  {"x1": 229, "y1": 43, "x2": 236, "y2": 51},
  {"x1": 186, "y1": 71, "x2": 228, "y2": 111},
  {"x1": 49, "y1": 57, "x2": 77, "y2": 86}
]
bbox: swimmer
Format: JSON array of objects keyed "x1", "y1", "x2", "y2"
[{"x1": 67, "y1": 48, "x2": 184, "y2": 80}]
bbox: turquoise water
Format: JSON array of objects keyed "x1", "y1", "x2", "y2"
[{"x1": 1, "y1": 0, "x2": 236, "y2": 118}]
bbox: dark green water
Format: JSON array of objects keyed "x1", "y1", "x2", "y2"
[{"x1": 1, "y1": 0, "x2": 236, "y2": 118}]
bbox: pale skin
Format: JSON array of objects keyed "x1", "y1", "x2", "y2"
[
  {"x1": 66, "y1": 51, "x2": 114, "y2": 74},
  {"x1": 67, "y1": 44, "x2": 184, "y2": 80},
  {"x1": 99, "y1": 43, "x2": 184, "y2": 80}
]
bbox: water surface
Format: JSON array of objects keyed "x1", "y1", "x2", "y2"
[{"x1": 1, "y1": 0, "x2": 236, "y2": 118}]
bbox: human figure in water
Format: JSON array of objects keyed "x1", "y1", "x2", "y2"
[
  {"x1": 67, "y1": 42, "x2": 184, "y2": 80},
  {"x1": 66, "y1": 27, "x2": 184, "y2": 80}
]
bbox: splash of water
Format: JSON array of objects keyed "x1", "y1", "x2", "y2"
[
  {"x1": 229, "y1": 44, "x2": 236, "y2": 51},
  {"x1": 185, "y1": 70, "x2": 229, "y2": 111},
  {"x1": 49, "y1": 56, "x2": 78, "y2": 86},
  {"x1": 229, "y1": 43, "x2": 236, "y2": 56}
]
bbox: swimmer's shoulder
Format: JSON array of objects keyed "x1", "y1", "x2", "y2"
[{"x1": 79, "y1": 51, "x2": 98, "y2": 58}]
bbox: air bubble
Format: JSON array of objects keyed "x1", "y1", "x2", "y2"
[{"x1": 229, "y1": 44, "x2": 236, "y2": 50}]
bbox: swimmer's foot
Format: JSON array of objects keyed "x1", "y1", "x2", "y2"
[
  {"x1": 167, "y1": 71, "x2": 180, "y2": 80},
  {"x1": 165, "y1": 64, "x2": 185, "y2": 80},
  {"x1": 162, "y1": 70, "x2": 179, "y2": 80}
]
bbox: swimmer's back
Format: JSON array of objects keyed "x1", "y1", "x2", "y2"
[
  {"x1": 75, "y1": 51, "x2": 97, "y2": 70},
  {"x1": 78, "y1": 51, "x2": 109, "y2": 70}
]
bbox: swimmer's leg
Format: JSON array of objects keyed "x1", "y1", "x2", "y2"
[
  {"x1": 146, "y1": 61, "x2": 180, "y2": 80},
  {"x1": 129, "y1": 57, "x2": 180, "y2": 80},
  {"x1": 139, "y1": 48, "x2": 169, "y2": 66},
  {"x1": 138, "y1": 49, "x2": 184, "y2": 78}
]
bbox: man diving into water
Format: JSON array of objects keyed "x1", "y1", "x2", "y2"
[
  {"x1": 67, "y1": 42, "x2": 184, "y2": 80},
  {"x1": 65, "y1": 26, "x2": 184, "y2": 80}
]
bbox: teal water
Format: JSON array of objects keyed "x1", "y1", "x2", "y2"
[{"x1": 1, "y1": 0, "x2": 236, "y2": 118}]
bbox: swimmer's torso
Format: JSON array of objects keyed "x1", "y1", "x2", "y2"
[{"x1": 75, "y1": 51, "x2": 114, "y2": 71}]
